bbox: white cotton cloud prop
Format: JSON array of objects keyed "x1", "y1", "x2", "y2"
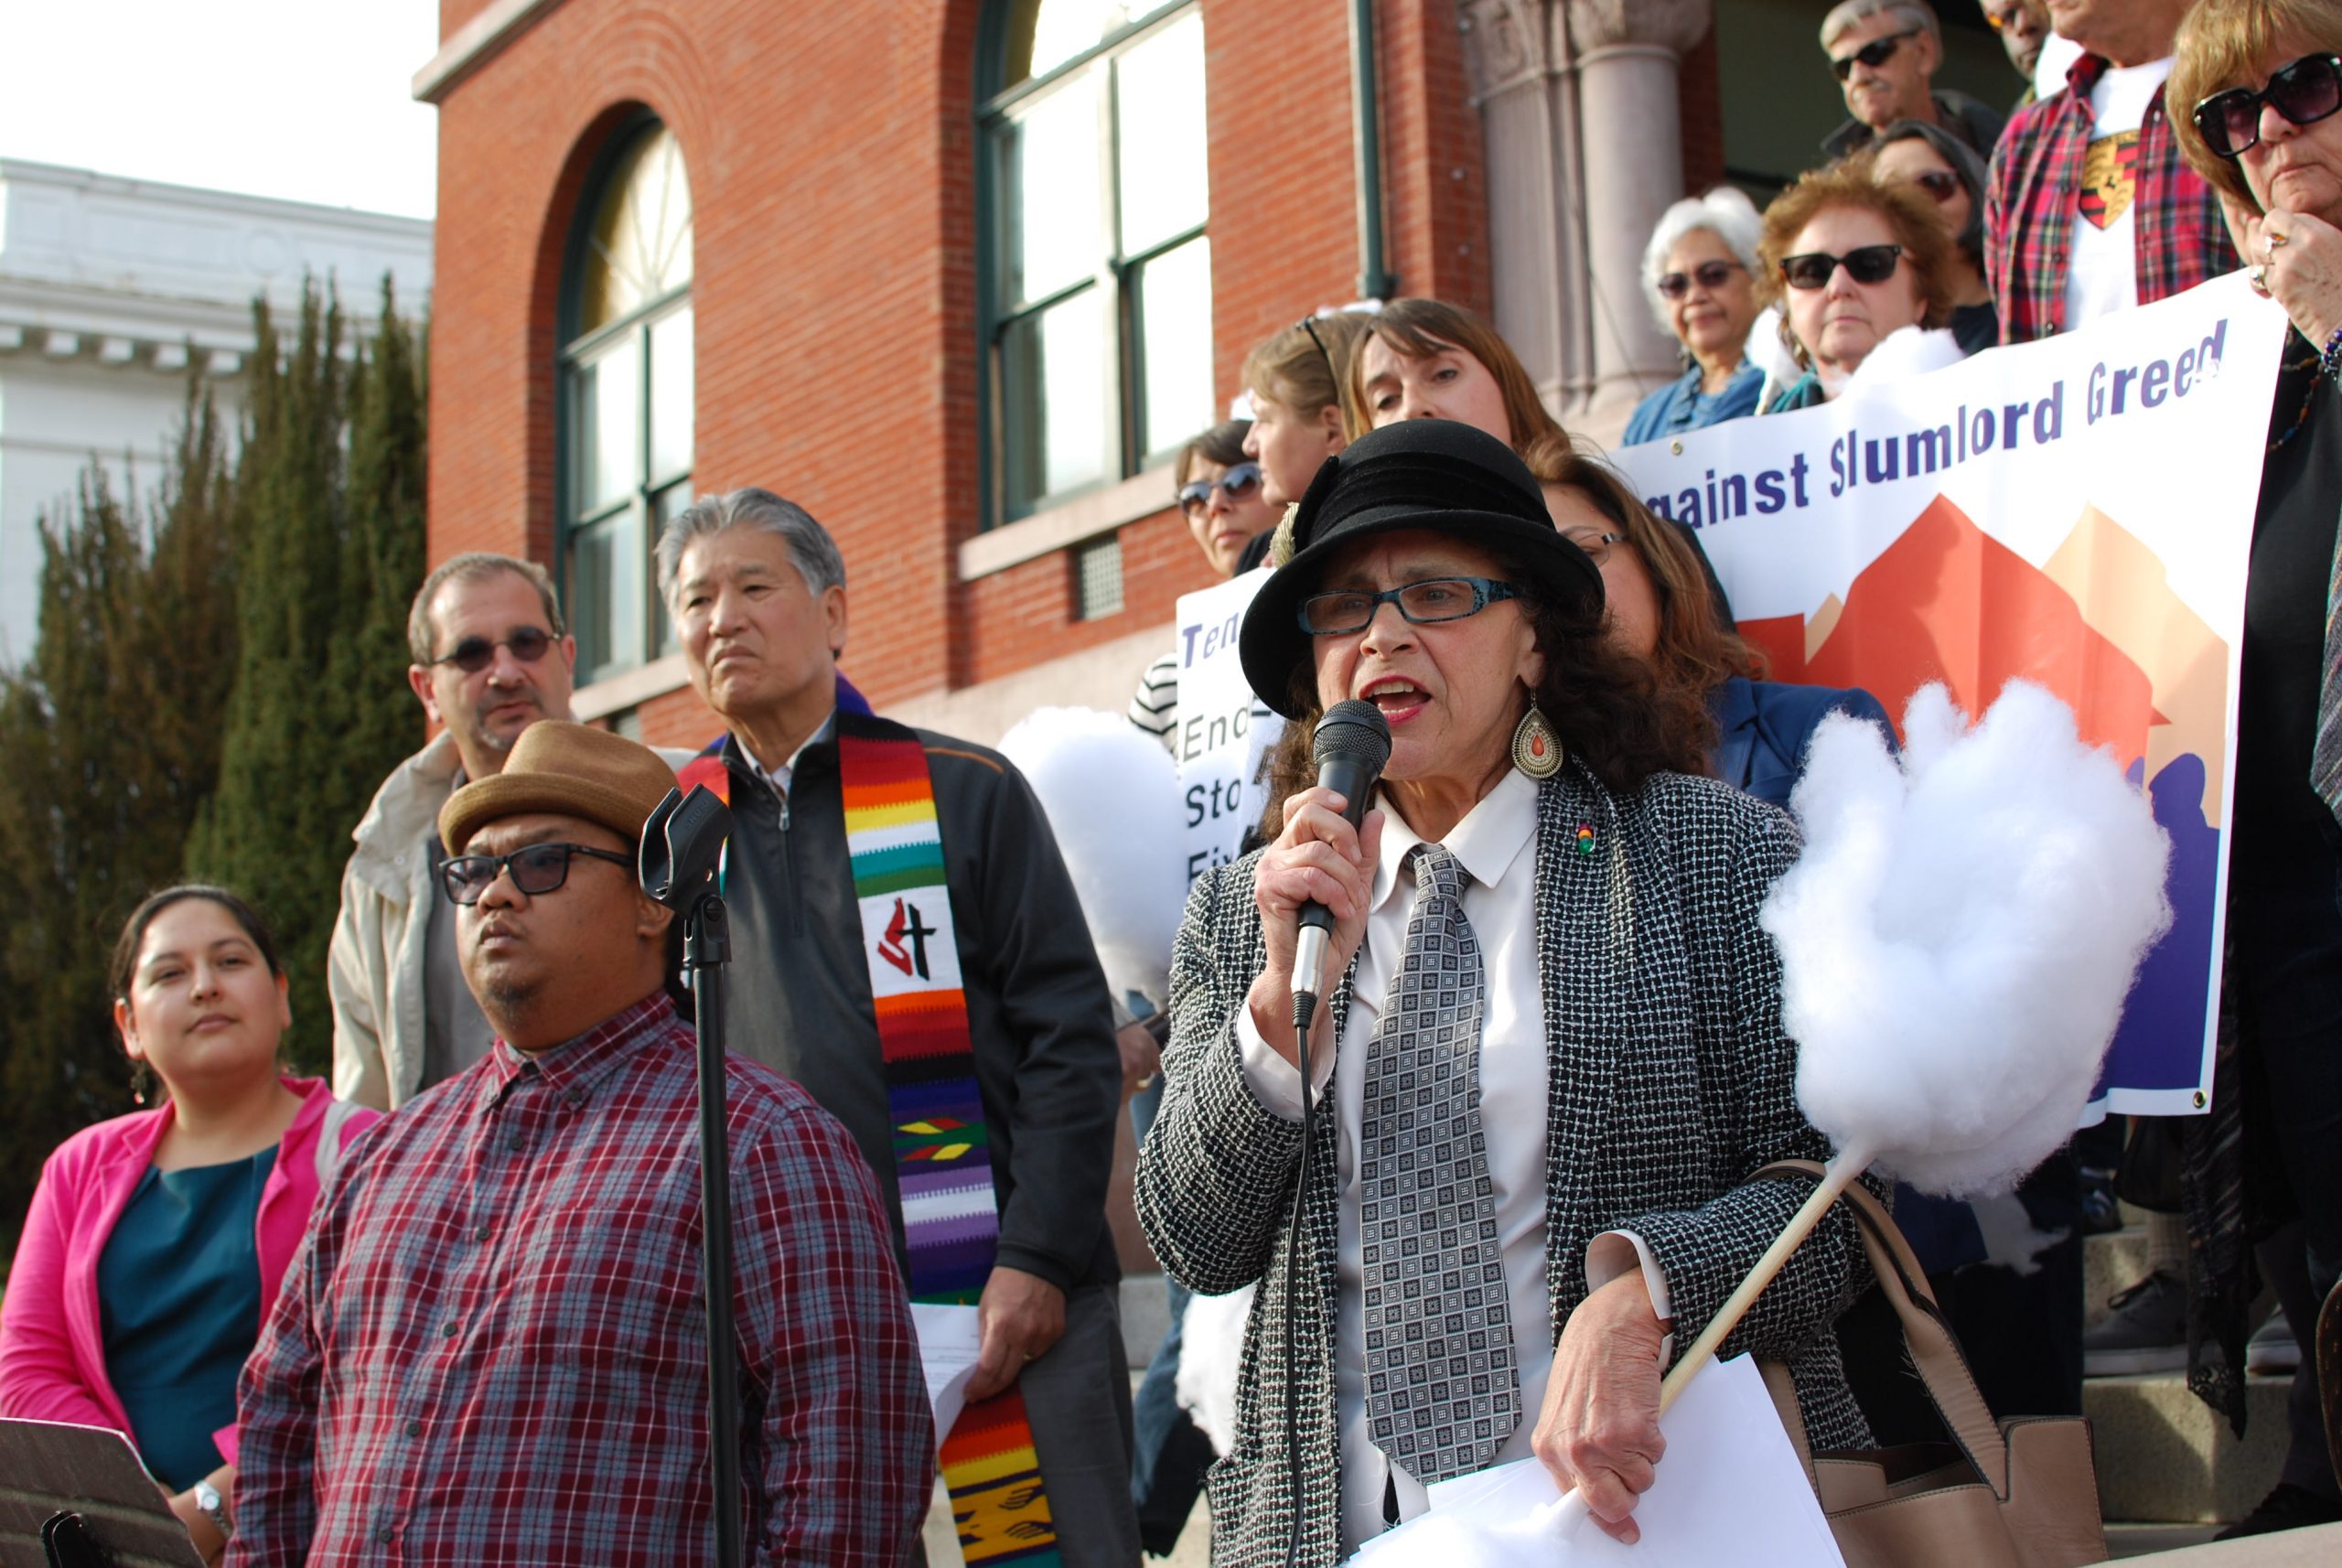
[
  {"x1": 1175, "y1": 1281, "x2": 1253, "y2": 1455},
  {"x1": 997, "y1": 706, "x2": 1187, "y2": 1008},
  {"x1": 1761, "y1": 681, "x2": 2172, "y2": 1197},
  {"x1": 1841, "y1": 323, "x2": 1969, "y2": 398}
]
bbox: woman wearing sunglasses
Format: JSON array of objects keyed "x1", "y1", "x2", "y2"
[
  {"x1": 1755, "y1": 164, "x2": 1955, "y2": 413},
  {"x1": 1862, "y1": 119, "x2": 1999, "y2": 355},
  {"x1": 0, "y1": 887, "x2": 378, "y2": 1564},
  {"x1": 2163, "y1": 1, "x2": 2342, "y2": 1540},
  {"x1": 1129, "y1": 419, "x2": 1285, "y2": 749},
  {"x1": 1624, "y1": 188, "x2": 1768, "y2": 446}
]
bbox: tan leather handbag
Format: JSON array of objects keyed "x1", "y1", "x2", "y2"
[{"x1": 1756, "y1": 1160, "x2": 2108, "y2": 1568}]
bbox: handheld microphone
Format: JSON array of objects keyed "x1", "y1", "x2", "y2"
[{"x1": 1290, "y1": 700, "x2": 1391, "y2": 1021}]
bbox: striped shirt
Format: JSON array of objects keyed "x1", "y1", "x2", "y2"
[
  {"x1": 1128, "y1": 650, "x2": 1180, "y2": 749},
  {"x1": 228, "y1": 992, "x2": 932, "y2": 1566}
]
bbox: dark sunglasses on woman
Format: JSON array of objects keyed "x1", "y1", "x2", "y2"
[
  {"x1": 1779, "y1": 244, "x2": 1903, "y2": 290},
  {"x1": 1177, "y1": 461, "x2": 1264, "y2": 518},
  {"x1": 1901, "y1": 169, "x2": 1963, "y2": 205},
  {"x1": 429, "y1": 625, "x2": 559, "y2": 672},
  {"x1": 1832, "y1": 27, "x2": 1920, "y2": 81},
  {"x1": 1655, "y1": 260, "x2": 1746, "y2": 299},
  {"x1": 2193, "y1": 53, "x2": 2342, "y2": 159}
]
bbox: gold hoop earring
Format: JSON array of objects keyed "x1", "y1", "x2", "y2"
[{"x1": 1512, "y1": 704, "x2": 1563, "y2": 779}]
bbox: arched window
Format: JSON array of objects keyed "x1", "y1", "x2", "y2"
[
  {"x1": 560, "y1": 119, "x2": 693, "y2": 683},
  {"x1": 980, "y1": 0, "x2": 1211, "y2": 526}
]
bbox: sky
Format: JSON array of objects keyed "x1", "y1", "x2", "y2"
[{"x1": 2, "y1": 0, "x2": 440, "y2": 220}]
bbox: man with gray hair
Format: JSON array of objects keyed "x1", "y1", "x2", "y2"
[
  {"x1": 328, "y1": 552, "x2": 691, "y2": 1109},
  {"x1": 661, "y1": 487, "x2": 1140, "y2": 1563},
  {"x1": 1820, "y1": 0, "x2": 2004, "y2": 160}
]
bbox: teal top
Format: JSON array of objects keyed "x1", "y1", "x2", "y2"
[{"x1": 97, "y1": 1146, "x2": 274, "y2": 1489}]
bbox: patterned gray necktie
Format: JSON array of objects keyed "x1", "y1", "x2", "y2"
[{"x1": 1360, "y1": 842, "x2": 1519, "y2": 1484}]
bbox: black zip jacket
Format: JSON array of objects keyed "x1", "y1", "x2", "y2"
[{"x1": 714, "y1": 710, "x2": 1121, "y2": 1294}]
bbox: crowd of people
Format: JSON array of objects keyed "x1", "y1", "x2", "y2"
[{"x1": 0, "y1": 0, "x2": 2337, "y2": 1563}]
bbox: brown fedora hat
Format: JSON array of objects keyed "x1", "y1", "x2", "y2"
[{"x1": 439, "y1": 721, "x2": 678, "y2": 854}]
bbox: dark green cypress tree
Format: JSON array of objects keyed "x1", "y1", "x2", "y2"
[
  {"x1": 188, "y1": 284, "x2": 351, "y2": 1073},
  {"x1": 0, "y1": 379, "x2": 238, "y2": 1230},
  {"x1": 331, "y1": 282, "x2": 430, "y2": 810},
  {"x1": 188, "y1": 278, "x2": 428, "y2": 1075}
]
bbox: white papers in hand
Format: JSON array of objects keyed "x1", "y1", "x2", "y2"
[
  {"x1": 910, "y1": 1301, "x2": 984, "y2": 1439},
  {"x1": 1345, "y1": 1355, "x2": 1845, "y2": 1568}
]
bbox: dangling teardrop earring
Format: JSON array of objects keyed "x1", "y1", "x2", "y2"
[
  {"x1": 130, "y1": 1058, "x2": 152, "y2": 1108},
  {"x1": 1512, "y1": 703, "x2": 1563, "y2": 779}
]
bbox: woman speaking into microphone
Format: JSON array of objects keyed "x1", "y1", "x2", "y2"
[{"x1": 1133, "y1": 420, "x2": 1873, "y2": 1563}]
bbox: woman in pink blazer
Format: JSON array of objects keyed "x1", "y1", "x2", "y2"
[{"x1": 0, "y1": 886, "x2": 378, "y2": 1563}]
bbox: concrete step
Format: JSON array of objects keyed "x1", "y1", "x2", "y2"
[
  {"x1": 2114, "y1": 1521, "x2": 2342, "y2": 1563},
  {"x1": 2109, "y1": 1523, "x2": 2224, "y2": 1558},
  {"x1": 2087, "y1": 1370, "x2": 2292, "y2": 1523}
]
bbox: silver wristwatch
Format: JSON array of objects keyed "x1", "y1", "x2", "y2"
[{"x1": 192, "y1": 1479, "x2": 233, "y2": 1541}]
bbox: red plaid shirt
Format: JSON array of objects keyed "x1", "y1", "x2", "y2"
[
  {"x1": 1984, "y1": 52, "x2": 2239, "y2": 343},
  {"x1": 227, "y1": 993, "x2": 933, "y2": 1566}
]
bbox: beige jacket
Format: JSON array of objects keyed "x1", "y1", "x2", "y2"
[{"x1": 328, "y1": 731, "x2": 696, "y2": 1109}]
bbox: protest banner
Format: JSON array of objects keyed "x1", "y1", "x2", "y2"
[
  {"x1": 1610, "y1": 274, "x2": 2290, "y2": 1114},
  {"x1": 1170, "y1": 566, "x2": 1281, "y2": 884}
]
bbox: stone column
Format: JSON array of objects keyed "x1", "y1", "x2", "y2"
[
  {"x1": 1462, "y1": 1, "x2": 1711, "y2": 436},
  {"x1": 1460, "y1": 0, "x2": 1587, "y2": 417},
  {"x1": 1567, "y1": 0, "x2": 1713, "y2": 424}
]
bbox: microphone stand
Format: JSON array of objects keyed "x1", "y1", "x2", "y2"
[{"x1": 641, "y1": 784, "x2": 743, "y2": 1568}]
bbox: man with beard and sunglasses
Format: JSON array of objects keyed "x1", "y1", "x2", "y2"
[
  {"x1": 1819, "y1": 0, "x2": 2004, "y2": 163},
  {"x1": 329, "y1": 553, "x2": 693, "y2": 1111}
]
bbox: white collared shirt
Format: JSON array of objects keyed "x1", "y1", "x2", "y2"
[
  {"x1": 747, "y1": 709, "x2": 837, "y2": 801},
  {"x1": 1238, "y1": 770, "x2": 1669, "y2": 1551}
]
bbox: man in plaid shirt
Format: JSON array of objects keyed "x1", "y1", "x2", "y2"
[
  {"x1": 229, "y1": 722, "x2": 931, "y2": 1565},
  {"x1": 1984, "y1": 0, "x2": 2236, "y2": 344}
]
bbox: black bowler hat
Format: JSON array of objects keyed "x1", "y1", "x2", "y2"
[{"x1": 1238, "y1": 419, "x2": 1605, "y2": 719}]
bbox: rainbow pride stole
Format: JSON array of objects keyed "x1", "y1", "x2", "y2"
[{"x1": 682, "y1": 730, "x2": 1061, "y2": 1563}]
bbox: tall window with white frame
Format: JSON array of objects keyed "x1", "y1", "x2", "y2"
[
  {"x1": 560, "y1": 120, "x2": 694, "y2": 685},
  {"x1": 981, "y1": 0, "x2": 1213, "y2": 528}
]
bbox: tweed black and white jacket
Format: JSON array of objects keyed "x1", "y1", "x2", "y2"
[{"x1": 1133, "y1": 762, "x2": 1876, "y2": 1566}]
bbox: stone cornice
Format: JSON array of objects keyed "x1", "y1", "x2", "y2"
[{"x1": 413, "y1": 0, "x2": 565, "y2": 104}]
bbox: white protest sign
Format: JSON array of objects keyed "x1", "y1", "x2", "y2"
[{"x1": 1171, "y1": 566, "x2": 1282, "y2": 883}]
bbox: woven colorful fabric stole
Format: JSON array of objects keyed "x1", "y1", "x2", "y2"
[{"x1": 683, "y1": 732, "x2": 1060, "y2": 1563}]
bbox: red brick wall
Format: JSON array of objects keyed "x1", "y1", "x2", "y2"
[
  {"x1": 1379, "y1": 0, "x2": 1490, "y2": 313},
  {"x1": 428, "y1": 0, "x2": 1479, "y2": 737},
  {"x1": 1680, "y1": 24, "x2": 1726, "y2": 195}
]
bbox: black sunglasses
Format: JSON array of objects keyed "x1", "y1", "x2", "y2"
[
  {"x1": 1655, "y1": 260, "x2": 1746, "y2": 299},
  {"x1": 1832, "y1": 27, "x2": 1921, "y2": 81},
  {"x1": 1779, "y1": 244, "x2": 1904, "y2": 290},
  {"x1": 1178, "y1": 461, "x2": 1265, "y2": 517},
  {"x1": 2193, "y1": 53, "x2": 2342, "y2": 159},
  {"x1": 430, "y1": 626, "x2": 558, "y2": 673},
  {"x1": 440, "y1": 842, "x2": 635, "y2": 906}
]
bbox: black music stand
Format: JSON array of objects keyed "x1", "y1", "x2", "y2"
[{"x1": 0, "y1": 1419, "x2": 203, "y2": 1567}]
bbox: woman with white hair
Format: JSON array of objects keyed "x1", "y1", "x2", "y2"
[{"x1": 1623, "y1": 188, "x2": 1767, "y2": 446}]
